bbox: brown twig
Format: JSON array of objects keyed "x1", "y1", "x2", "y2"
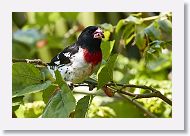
[
  {"x1": 12, "y1": 58, "x2": 172, "y2": 106},
  {"x1": 117, "y1": 89, "x2": 172, "y2": 106},
  {"x1": 12, "y1": 58, "x2": 47, "y2": 66},
  {"x1": 80, "y1": 81, "x2": 172, "y2": 106}
]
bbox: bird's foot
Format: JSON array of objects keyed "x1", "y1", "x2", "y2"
[{"x1": 66, "y1": 81, "x2": 74, "y2": 90}]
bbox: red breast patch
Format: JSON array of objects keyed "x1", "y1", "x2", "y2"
[{"x1": 83, "y1": 48, "x2": 102, "y2": 65}]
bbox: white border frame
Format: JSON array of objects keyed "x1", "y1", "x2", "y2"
[{"x1": 0, "y1": 0, "x2": 184, "y2": 130}]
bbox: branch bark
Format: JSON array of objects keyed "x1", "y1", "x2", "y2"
[
  {"x1": 12, "y1": 58, "x2": 172, "y2": 106},
  {"x1": 12, "y1": 58, "x2": 47, "y2": 66},
  {"x1": 107, "y1": 83, "x2": 172, "y2": 106},
  {"x1": 83, "y1": 81, "x2": 172, "y2": 106}
]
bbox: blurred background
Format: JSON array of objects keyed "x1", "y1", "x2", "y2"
[{"x1": 12, "y1": 12, "x2": 172, "y2": 118}]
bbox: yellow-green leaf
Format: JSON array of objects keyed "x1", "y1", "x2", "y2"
[{"x1": 97, "y1": 54, "x2": 118, "y2": 88}]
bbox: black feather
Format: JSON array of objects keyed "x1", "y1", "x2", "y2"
[
  {"x1": 77, "y1": 26, "x2": 102, "y2": 52},
  {"x1": 48, "y1": 26, "x2": 103, "y2": 66},
  {"x1": 48, "y1": 44, "x2": 79, "y2": 66}
]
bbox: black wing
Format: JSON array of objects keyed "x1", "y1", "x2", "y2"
[{"x1": 48, "y1": 43, "x2": 79, "y2": 66}]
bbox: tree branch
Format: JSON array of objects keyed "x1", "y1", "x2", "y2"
[
  {"x1": 113, "y1": 83, "x2": 172, "y2": 106},
  {"x1": 12, "y1": 58, "x2": 172, "y2": 106},
  {"x1": 82, "y1": 81, "x2": 172, "y2": 106},
  {"x1": 12, "y1": 58, "x2": 47, "y2": 66}
]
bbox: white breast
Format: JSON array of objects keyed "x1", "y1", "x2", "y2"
[{"x1": 47, "y1": 48, "x2": 96, "y2": 83}]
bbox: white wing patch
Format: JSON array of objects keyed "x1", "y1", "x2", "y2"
[
  {"x1": 63, "y1": 52, "x2": 71, "y2": 57},
  {"x1": 54, "y1": 61, "x2": 60, "y2": 65},
  {"x1": 48, "y1": 47, "x2": 99, "y2": 83},
  {"x1": 57, "y1": 54, "x2": 59, "y2": 59}
]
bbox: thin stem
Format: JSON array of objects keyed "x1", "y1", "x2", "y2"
[
  {"x1": 80, "y1": 82, "x2": 172, "y2": 106},
  {"x1": 142, "y1": 16, "x2": 160, "y2": 22},
  {"x1": 12, "y1": 58, "x2": 47, "y2": 66},
  {"x1": 12, "y1": 58, "x2": 172, "y2": 106}
]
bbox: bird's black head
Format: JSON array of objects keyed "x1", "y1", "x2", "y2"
[{"x1": 77, "y1": 26, "x2": 104, "y2": 52}]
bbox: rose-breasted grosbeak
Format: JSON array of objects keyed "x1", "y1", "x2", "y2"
[{"x1": 47, "y1": 26, "x2": 104, "y2": 83}]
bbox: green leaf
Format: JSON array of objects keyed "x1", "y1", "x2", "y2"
[
  {"x1": 42, "y1": 91, "x2": 68, "y2": 118},
  {"x1": 12, "y1": 42, "x2": 32, "y2": 59},
  {"x1": 146, "y1": 50, "x2": 172, "y2": 71},
  {"x1": 54, "y1": 70, "x2": 64, "y2": 86},
  {"x1": 145, "y1": 40, "x2": 172, "y2": 66},
  {"x1": 126, "y1": 34, "x2": 135, "y2": 45},
  {"x1": 103, "y1": 31, "x2": 111, "y2": 41},
  {"x1": 116, "y1": 16, "x2": 142, "y2": 34},
  {"x1": 135, "y1": 31, "x2": 146, "y2": 49},
  {"x1": 12, "y1": 63, "x2": 51, "y2": 97},
  {"x1": 125, "y1": 15, "x2": 143, "y2": 24},
  {"x1": 13, "y1": 80, "x2": 52, "y2": 98},
  {"x1": 12, "y1": 12, "x2": 27, "y2": 28},
  {"x1": 115, "y1": 19, "x2": 125, "y2": 33},
  {"x1": 149, "y1": 40, "x2": 164, "y2": 47},
  {"x1": 42, "y1": 90, "x2": 76, "y2": 118},
  {"x1": 54, "y1": 70, "x2": 70, "y2": 90},
  {"x1": 101, "y1": 40, "x2": 115, "y2": 60},
  {"x1": 42, "y1": 70, "x2": 76, "y2": 118},
  {"x1": 55, "y1": 70, "x2": 76, "y2": 112},
  {"x1": 42, "y1": 84, "x2": 57, "y2": 104},
  {"x1": 12, "y1": 105, "x2": 20, "y2": 114},
  {"x1": 12, "y1": 96, "x2": 24, "y2": 107},
  {"x1": 13, "y1": 63, "x2": 42, "y2": 88},
  {"x1": 158, "y1": 19, "x2": 172, "y2": 34},
  {"x1": 123, "y1": 23, "x2": 135, "y2": 40},
  {"x1": 99, "y1": 23, "x2": 114, "y2": 32},
  {"x1": 74, "y1": 95, "x2": 93, "y2": 118},
  {"x1": 144, "y1": 22, "x2": 161, "y2": 41},
  {"x1": 97, "y1": 54, "x2": 118, "y2": 88}
]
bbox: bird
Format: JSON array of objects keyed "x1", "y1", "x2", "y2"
[{"x1": 47, "y1": 26, "x2": 104, "y2": 84}]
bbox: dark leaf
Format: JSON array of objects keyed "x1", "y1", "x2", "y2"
[
  {"x1": 42, "y1": 70, "x2": 76, "y2": 118},
  {"x1": 158, "y1": 19, "x2": 172, "y2": 34},
  {"x1": 12, "y1": 96, "x2": 24, "y2": 107},
  {"x1": 12, "y1": 63, "x2": 51, "y2": 97},
  {"x1": 42, "y1": 90, "x2": 76, "y2": 118},
  {"x1": 42, "y1": 85, "x2": 58, "y2": 104},
  {"x1": 144, "y1": 22, "x2": 161, "y2": 41},
  {"x1": 12, "y1": 12, "x2": 27, "y2": 28},
  {"x1": 74, "y1": 95, "x2": 93, "y2": 118}
]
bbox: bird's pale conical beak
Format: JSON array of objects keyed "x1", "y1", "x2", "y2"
[{"x1": 93, "y1": 28, "x2": 104, "y2": 39}]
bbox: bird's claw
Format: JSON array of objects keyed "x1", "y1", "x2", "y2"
[{"x1": 66, "y1": 81, "x2": 74, "y2": 90}]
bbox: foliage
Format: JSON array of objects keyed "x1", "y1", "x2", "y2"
[
  {"x1": 74, "y1": 95, "x2": 93, "y2": 118},
  {"x1": 97, "y1": 54, "x2": 118, "y2": 88},
  {"x1": 12, "y1": 12, "x2": 172, "y2": 118}
]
